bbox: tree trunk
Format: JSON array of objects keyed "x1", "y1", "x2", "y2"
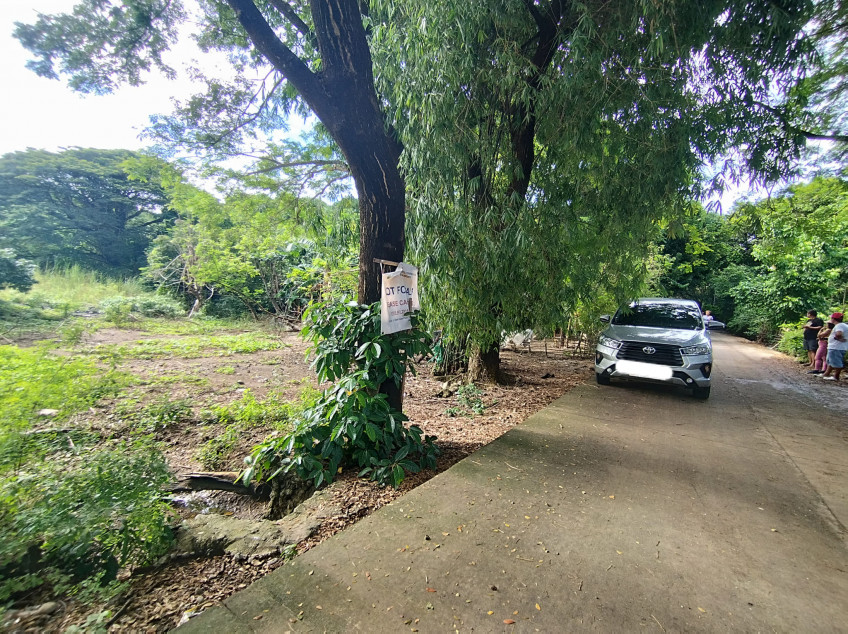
[
  {"x1": 468, "y1": 343, "x2": 501, "y2": 384},
  {"x1": 228, "y1": 0, "x2": 406, "y2": 410}
]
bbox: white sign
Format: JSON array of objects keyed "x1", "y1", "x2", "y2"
[{"x1": 381, "y1": 262, "x2": 420, "y2": 334}]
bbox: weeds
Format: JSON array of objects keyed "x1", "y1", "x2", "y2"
[
  {"x1": 0, "y1": 345, "x2": 126, "y2": 469},
  {"x1": 138, "y1": 397, "x2": 194, "y2": 433},
  {"x1": 197, "y1": 388, "x2": 319, "y2": 470},
  {"x1": 444, "y1": 384, "x2": 486, "y2": 417},
  {"x1": 0, "y1": 344, "x2": 172, "y2": 604},
  {"x1": 93, "y1": 333, "x2": 287, "y2": 360}
]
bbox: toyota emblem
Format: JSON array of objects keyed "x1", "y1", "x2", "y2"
[{"x1": 642, "y1": 346, "x2": 656, "y2": 355}]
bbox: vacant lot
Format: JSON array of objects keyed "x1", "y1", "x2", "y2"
[{"x1": 3, "y1": 316, "x2": 592, "y2": 631}]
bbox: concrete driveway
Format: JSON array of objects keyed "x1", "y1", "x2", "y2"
[{"x1": 178, "y1": 333, "x2": 848, "y2": 632}]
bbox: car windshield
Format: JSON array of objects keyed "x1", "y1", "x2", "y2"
[{"x1": 612, "y1": 303, "x2": 702, "y2": 330}]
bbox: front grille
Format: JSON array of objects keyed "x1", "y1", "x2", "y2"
[{"x1": 617, "y1": 341, "x2": 682, "y2": 366}]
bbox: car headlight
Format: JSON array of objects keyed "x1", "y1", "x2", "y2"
[
  {"x1": 681, "y1": 344, "x2": 711, "y2": 356},
  {"x1": 599, "y1": 336, "x2": 622, "y2": 350}
]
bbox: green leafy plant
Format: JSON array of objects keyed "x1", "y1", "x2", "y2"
[
  {"x1": 197, "y1": 388, "x2": 318, "y2": 470},
  {"x1": 57, "y1": 320, "x2": 88, "y2": 345},
  {"x1": 242, "y1": 300, "x2": 439, "y2": 490},
  {"x1": 0, "y1": 441, "x2": 174, "y2": 603},
  {"x1": 101, "y1": 297, "x2": 133, "y2": 327},
  {"x1": 457, "y1": 384, "x2": 486, "y2": 415},
  {"x1": 136, "y1": 396, "x2": 194, "y2": 433}
]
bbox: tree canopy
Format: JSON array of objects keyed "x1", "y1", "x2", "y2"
[
  {"x1": 15, "y1": 0, "x2": 403, "y2": 304},
  {"x1": 368, "y1": 0, "x2": 822, "y2": 378},
  {"x1": 0, "y1": 148, "x2": 174, "y2": 275},
  {"x1": 14, "y1": 0, "x2": 840, "y2": 381}
]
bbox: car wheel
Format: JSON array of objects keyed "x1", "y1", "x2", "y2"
[
  {"x1": 692, "y1": 386, "x2": 710, "y2": 399},
  {"x1": 596, "y1": 372, "x2": 610, "y2": 386}
]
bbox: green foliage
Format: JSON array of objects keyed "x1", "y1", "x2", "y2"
[
  {"x1": 13, "y1": 0, "x2": 184, "y2": 93},
  {"x1": 137, "y1": 160, "x2": 359, "y2": 320},
  {"x1": 655, "y1": 205, "x2": 749, "y2": 308},
  {"x1": 100, "y1": 295, "x2": 183, "y2": 326},
  {"x1": 0, "y1": 249, "x2": 36, "y2": 292},
  {"x1": 95, "y1": 333, "x2": 286, "y2": 360},
  {"x1": 57, "y1": 321, "x2": 89, "y2": 346},
  {"x1": 456, "y1": 384, "x2": 485, "y2": 416},
  {"x1": 243, "y1": 301, "x2": 438, "y2": 490},
  {"x1": 0, "y1": 345, "x2": 125, "y2": 470},
  {"x1": 101, "y1": 297, "x2": 133, "y2": 327},
  {"x1": 197, "y1": 388, "x2": 319, "y2": 470},
  {"x1": 0, "y1": 345, "x2": 171, "y2": 602},
  {"x1": 653, "y1": 177, "x2": 847, "y2": 342},
  {"x1": 1, "y1": 266, "x2": 149, "y2": 312},
  {"x1": 137, "y1": 397, "x2": 194, "y2": 433},
  {"x1": 0, "y1": 150, "x2": 176, "y2": 276},
  {"x1": 0, "y1": 442, "x2": 174, "y2": 602},
  {"x1": 776, "y1": 319, "x2": 808, "y2": 360}
]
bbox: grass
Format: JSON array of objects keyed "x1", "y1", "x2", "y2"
[
  {"x1": 196, "y1": 387, "x2": 320, "y2": 470},
  {"x1": 91, "y1": 333, "x2": 288, "y2": 360},
  {"x1": 0, "y1": 266, "x2": 149, "y2": 313}
]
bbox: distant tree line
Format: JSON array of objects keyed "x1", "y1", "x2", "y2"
[{"x1": 653, "y1": 176, "x2": 848, "y2": 342}]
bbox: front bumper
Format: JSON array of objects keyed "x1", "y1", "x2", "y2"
[{"x1": 595, "y1": 344, "x2": 712, "y2": 388}]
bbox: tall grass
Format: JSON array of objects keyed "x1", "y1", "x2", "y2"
[{"x1": 0, "y1": 265, "x2": 149, "y2": 311}]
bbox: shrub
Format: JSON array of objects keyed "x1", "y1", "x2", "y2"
[
  {"x1": 243, "y1": 300, "x2": 439, "y2": 490},
  {"x1": 100, "y1": 295, "x2": 183, "y2": 325},
  {"x1": 776, "y1": 320, "x2": 806, "y2": 360},
  {"x1": 0, "y1": 249, "x2": 36, "y2": 293},
  {"x1": 133, "y1": 296, "x2": 183, "y2": 318},
  {"x1": 100, "y1": 297, "x2": 134, "y2": 327},
  {"x1": 0, "y1": 442, "x2": 174, "y2": 602}
]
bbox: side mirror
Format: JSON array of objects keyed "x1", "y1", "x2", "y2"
[
  {"x1": 706, "y1": 320, "x2": 725, "y2": 330},
  {"x1": 600, "y1": 314, "x2": 610, "y2": 323}
]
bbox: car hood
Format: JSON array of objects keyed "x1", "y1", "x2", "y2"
[{"x1": 602, "y1": 324, "x2": 710, "y2": 347}]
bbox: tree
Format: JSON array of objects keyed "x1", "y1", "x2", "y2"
[
  {"x1": 137, "y1": 157, "x2": 358, "y2": 317},
  {"x1": 15, "y1": 0, "x2": 403, "y2": 305},
  {"x1": 0, "y1": 249, "x2": 36, "y2": 293},
  {"x1": 372, "y1": 0, "x2": 818, "y2": 381},
  {"x1": 727, "y1": 176, "x2": 848, "y2": 335},
  {"x1": 655, "y1": 206, "x2": 750, "y2": 314},
  {"x1": 0, "y1": 149, "x2": 174, "y2": 275}
]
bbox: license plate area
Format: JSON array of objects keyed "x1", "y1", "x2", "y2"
[{"x1": 616, "y1": 360, "x2": 673, "y2": 381}]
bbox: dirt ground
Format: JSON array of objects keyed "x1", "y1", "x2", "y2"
[{"x1": 4, "y1": 326, "x2": 593, "y2": 633}]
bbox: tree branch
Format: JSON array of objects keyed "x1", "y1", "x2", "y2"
[
  {"x1": 245, "y1": 158, "x2": 349, "y2": 176},
  {"x1": 224, "y1": 0, "x2": 323, "y2": 106},
  {"x1": 754, "y1": 100, "x2": 848, "y2": 143},
  {"x1": 267, "y1": 0, "x2": 318, "y2": 51}
]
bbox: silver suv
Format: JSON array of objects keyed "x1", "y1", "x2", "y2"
[{"x1": 594, "y1": 298, "x2": 724, "y2": 399}]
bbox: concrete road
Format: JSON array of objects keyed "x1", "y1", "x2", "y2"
[{"x1": 179, "y1": 333, "x2": 848, "y2": 633}]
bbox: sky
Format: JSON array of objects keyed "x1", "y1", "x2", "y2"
[
  {"x1": 0, "y1": 1, "x2": 757, "y2": 209},
  {"x1": 0, "y1": 0, "x2": 211, "y2": 156}
]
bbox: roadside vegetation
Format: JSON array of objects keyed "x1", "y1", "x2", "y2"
[{"x1": 1, "y1": 0, "x2": 845, "y2": 628}]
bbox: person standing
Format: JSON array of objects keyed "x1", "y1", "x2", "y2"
[
  {"x1": 809, "y1": 319, "x2": 834, "y2": 374},
  {"x1": 803, "y1": 310, "x2": 824, "y2": 366},
  {"x1": 821, "y1": 312, "x2": 847, "y2": 382}
]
